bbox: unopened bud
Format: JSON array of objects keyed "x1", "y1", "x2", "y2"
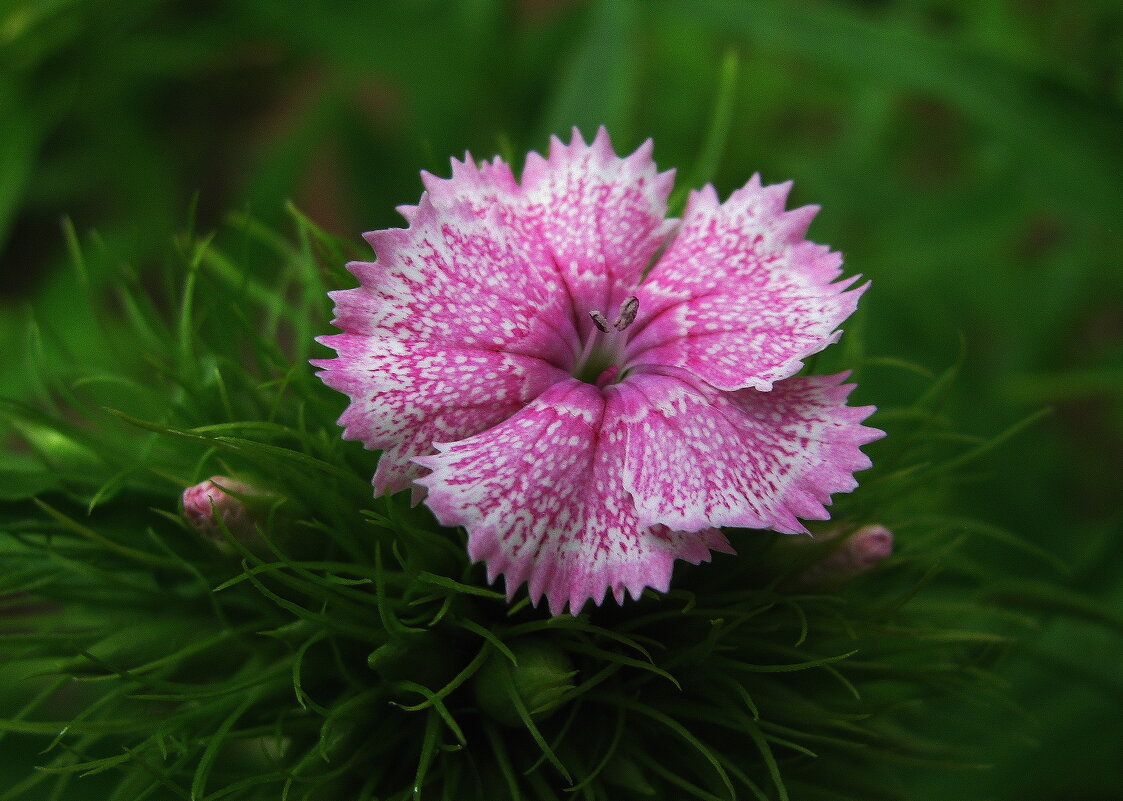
[
  {"x1": 794, "y1": 524, "x2": 893, "y2": 586},
  {"x1": 474, "y1": 638, "x2": 577, "y2": 727},
  {"x1": 182, "y1": 476, "x2": 268, "y2": 550}
]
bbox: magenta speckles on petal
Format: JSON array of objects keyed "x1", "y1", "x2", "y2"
[
  {"x1": 315, "y1": 127, "x2": 883, "y2": 615},
  {"x1": 314, "y1": 335, "x2": 567, "y2": 495},
  {"x1": 414, "y1": 380, "x2": 733, "y2": 616},
  {"x1": 614, "y1": 368, "x2": 880, "y2": 535},
  {"x1": 625, "y1": 181, "x2": 865, "y2": 392}
]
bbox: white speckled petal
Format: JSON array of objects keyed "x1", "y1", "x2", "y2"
[
  {"x1": 420, "y1": 151, "x2": 522, "y2": 217},
  {"x1": 517, "y1": 128, "x2": 677, "y2": 320},
  {"x1": 418, "y1": 128, "x2": 676, "y2": 337},
  {"x1": 414, "y1": 378, "x2": 733, "y2": 615},
  {"x1": 314, "y1": 335, "x2": 566, "y2": 495},
  {"x1": 624, "y1": 178, "x2": 864, "y2": 391},
  {"x1": 616, "y1": 368, "x2": 884, "y2": 534},
  {"x1": 343, "y1": 196, "x2": 579, "y2": 367}
]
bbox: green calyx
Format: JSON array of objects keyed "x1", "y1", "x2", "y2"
[{"x1": 474, "y1": 638, "x2": 578, "y2": 727}]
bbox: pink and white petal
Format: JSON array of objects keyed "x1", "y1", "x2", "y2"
[
  {"x1": 624, "y1": 179, "x2": 864, "y2": 392},
  {"x1": 615, "y1": 368, "x2": 883, "y2": 535},
  {"x1": 312, "y1": 335, "x2": 566, "y2": 495},
  {"x1": 420, "y1": 153, "x2": 521, "y2": 218},
  {"x1": 517, "y1": 127, "x2": 677, "y2": 329},
  {"x1": 344, "y1": 196, "x2": 579, "y2": 367},
  {"x1": 414, "y1": 379, "x2": 731, "y2": 616}
]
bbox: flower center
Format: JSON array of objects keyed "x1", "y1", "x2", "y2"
[{"x1": 573, "y1": 296, "x2": 638, "y2": 387}]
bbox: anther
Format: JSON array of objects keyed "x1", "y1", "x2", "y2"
[
  {"x1": 590, "y1": 310, "x2": 610, "y2": 333},
  {"x1": 613, "y1": 296, "x2": 639, "y2": 331}
]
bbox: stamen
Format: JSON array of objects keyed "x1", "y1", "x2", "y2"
[
  {"x1": 613, "y1": 296, "x2": 639, "y2": 331},
  {"x1": 590, "y1": 310, "x2": 610, "y2": 333}
]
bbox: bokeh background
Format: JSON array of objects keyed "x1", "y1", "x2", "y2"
[{"x1": 1, "y1": 0, "x2": 1120, "y2": 798}]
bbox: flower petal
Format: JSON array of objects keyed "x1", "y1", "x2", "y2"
[
  {"x1": 616, "y1": 368, "x2": 883, "y2": 535},
  {"x1": 420, "y1": 151, "x2": 521, "y2": 218},
  {"x1": 313, "y1": 335, "x2": 566, "y2": 495},
  {"x1": 410, "y1": 128, "x2": 676, "y2": 348},
  {"x1": 624, "y1": 178, "x2": 864, "y2": 391},
  {"x1": 414, "y1": 379, "x2": 732, "y2": 615},
  {"x1": 517, "y1": 127, "x2": 676, "y2": 321},
  {"x1": 344, "y1": 195, "x2": 579, "y2": 367}
]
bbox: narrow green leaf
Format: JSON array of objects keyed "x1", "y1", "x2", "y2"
[
  {"x1": 411, "y1": 708, "x2": 441, "y2": 800},
  {"x1": 457, "y1": 619, "x2": 518, "y2": 666},
  {"x1": 605, "y1": 696, "x2": 733, "y2": 800},
  {"x1": 671, "y1": 47, "x2": 740, "y2": 213},
  {"x1": 393, "y1": 681, "x2": 466, "y2": 747},
  {"x1": 0, "y1": 676, "x2": 68, "y2": 748},
  {"x1": 292, "y1": 629, "x2": 328, "y2": 711},
  {"x1": 504, "y1": 670, "x2": 571, "y2": 783},
  {"x1": 482, "y1": 719, "x2": 522, "y2": 801},
  {"x1": 723, "y1": 649, "x2": 859, "y2": 673},
  {"x1": 414, "y1": 571, "x2": 506, "y2": 600},
  {"x1": 394, "y1": 645, "x2": 489, "y2": 714},
  {"x1": 190, "y1": 693, "x2": 256, "y2": 801},
  {"x1": 632, "y1": 753, "x2": 730, "y2": 801},
  {"x1": 928, "y1": 408, "x2": 1051, "y2": 476},
  {"x1": 565, "y1": 641, "x2": 680, "y2": 690},
  {"x1": 31, "y1": 499, "x2": 178, "y2": 568},
  {"x1": 566, "y1": 709, "x2": 626, "y2": 793},
  {"x1": 743, "y1": 719, "x2": 790, "y2": 801},
  {"x1": 982, "y1": 581, "x2": 1123, "y2": 634}
]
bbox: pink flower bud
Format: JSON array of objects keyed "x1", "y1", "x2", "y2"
[
  {"x1": 181, "y1": 476, "x2": 260, "y2": 540},
  {"x1": 795, "y1": 524, "x2": 894, "y2": 586}
]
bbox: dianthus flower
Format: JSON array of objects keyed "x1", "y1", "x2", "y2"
[{"x1": 315, "y1": 128, "x2": 883, "y2": 615}]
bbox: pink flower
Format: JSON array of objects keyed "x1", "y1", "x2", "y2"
[{"x1": 314, "y1": 128, "x2": 883, "y2": 615}]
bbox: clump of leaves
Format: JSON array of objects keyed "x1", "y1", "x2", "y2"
[{"x1": 0, "y1": 209, "x2": 1067, "y2": 801}]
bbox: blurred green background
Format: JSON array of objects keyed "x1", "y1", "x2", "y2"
[{"x1": 1, "y1": 0, "x2": 1120, "y2": 798}]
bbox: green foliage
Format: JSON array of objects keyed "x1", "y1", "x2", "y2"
[{"x1": 0, "y1": 212, "x2": 1090, "y2": 801}]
